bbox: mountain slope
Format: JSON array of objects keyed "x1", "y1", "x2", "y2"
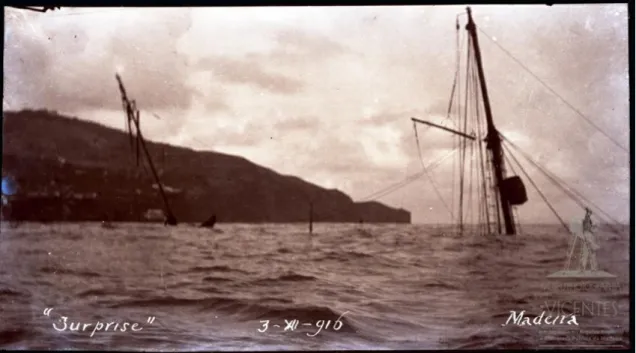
[{"x1": 1, "y1": 109, "x2": 411, "y2": 223}]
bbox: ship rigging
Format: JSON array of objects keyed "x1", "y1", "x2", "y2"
[
  {"x1": 363, "y1": 7, "x2": 627, "y2": 238},
  {"x1": 115, "y1": 74, "x2": 178, "y2": 226}
]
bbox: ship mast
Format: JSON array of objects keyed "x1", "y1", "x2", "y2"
[
  {"x1": 116, "y1": 74, "x2": 178, "y2": 226},
  {"x1": 465, "y1": 7, "x2": 516, "y2": 235}
]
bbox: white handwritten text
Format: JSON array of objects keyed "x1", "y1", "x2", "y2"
[
  {"x1": 258, "y1": 311, "x2": 350, "y2": 336},
  {"x1": 43, "y1": 308, "x2": 156, "y2": 337}
]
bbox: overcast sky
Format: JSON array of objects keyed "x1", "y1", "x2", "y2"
[{"x1": 3, "y1": 5, "x2": 630, "y2": 224}]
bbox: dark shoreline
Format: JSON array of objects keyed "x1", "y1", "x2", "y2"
[{"x1": 2, "y1": 109, "x2": 411, "y2": 224}]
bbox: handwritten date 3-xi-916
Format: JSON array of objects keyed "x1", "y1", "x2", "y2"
[{"x1": 258, "y1": 311, "x2": 350, "y2": 337}]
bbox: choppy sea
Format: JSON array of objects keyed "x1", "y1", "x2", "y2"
[{"x1": 0, "y1": 223, "x2": 630, "y2": 350}]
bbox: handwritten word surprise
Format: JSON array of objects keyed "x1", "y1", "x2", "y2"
[{"x1": 43, "y1": 308, "x2": 156, "y2": 337}]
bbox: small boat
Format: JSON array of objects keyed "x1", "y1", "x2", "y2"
[{"x1": 101, "y1": 220, "x2": 115, "y2": 229}]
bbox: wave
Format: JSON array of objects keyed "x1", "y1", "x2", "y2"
[
  {"x1": 39, "y1": 267, "x2": 101, "y2": 278},
  {"x1": 319, "y1": 250, "x2": 375, "y2": 263},
  {"x1": 491, "y1": 294, "x2": 531, "y2": 308},
  {"x1": 187, "y1": 265, "x2": 249, "y2": 275},
  {"x1": 452, "y1": 334, "x2": 534, "y2": 350},
  {"x1": 107, "y1": 296, "x2": 211, "y2": 309},
  {"x1": 251, "y1": 305, "x2": 357, "y2": 334},
  {"x1": 4, "y1": 223, "x2": 629, "y2": 350},
  {"x1": 200, "y1": 229, "x2": 224, "y2": 234},
  {"x1": 419, "y1": 279, "x2": 461, "y2": 291},
  {"x1": 0, "y1": 328, "x2": 30, "y2": 346},
  {"x1": 0, "y1": 288, "x2": 25, "y2": 297},
  {"x1": 64, "y1": 233, "x2": 85, "y2": 241},
  {"x1": 201, "y1": 275, "x2": 234, "y2": 283},
  {"x1": 76, "y1": 288, "x2": 108, "y2": 298},
  {"x1": 356, "y1": 229, "x2": 374, "y2": 238},
  {"x1": 537, "y1": 255, "x2": 563, "y2": 264},
  {"x1": 249, "y1": 272, "x2": 318, "y2": 286},
  {"x1": 335, "y1": 228, "x2": 375, "y2": 240},
  {"x1": 276, "y1": 273, "x2": 316, "y2": 282},
  {"x1": 18, "y1": 249, "x2": 48, "y2": 256},
  {"x1": 104, "y1": 294, "x2": 358, "y2": 332}
]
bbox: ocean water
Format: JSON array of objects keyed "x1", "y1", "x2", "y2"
[{"x1": 0, "y1": 222, "x2": 630, "y2": 350}]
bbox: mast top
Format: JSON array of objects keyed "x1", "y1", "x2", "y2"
[{"x1": 466, "y1": 7, "x2": 475, "y2": 28}]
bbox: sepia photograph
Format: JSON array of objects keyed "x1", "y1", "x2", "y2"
[{"x1": 1, "y1": 4, "x2": 631, "y2": 350}]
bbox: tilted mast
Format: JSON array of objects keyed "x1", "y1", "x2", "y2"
[
  {"x1": 115, "y1": 74, "x2": 178, "y2": 226},
  {"x1": 465, "y1": 7, "x2": 516, "y2": 235},
  {"x1": 411, "y1": 7, "x2": 527, "y2": 235}
]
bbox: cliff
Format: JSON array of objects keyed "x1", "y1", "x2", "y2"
[{"x1": 1, "y1": 110, "x2": 411, "y2": 224}]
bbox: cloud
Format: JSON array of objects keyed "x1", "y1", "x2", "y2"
[
  {"x1": 196, "y1": 56, "x2": 304, "y2": 95},
  {"x1": 2, "y1": 5, "x2": 629, "y2": 223},
  {"x1": 274, "y1": 28, "x2": 346, "y2": 57},
  {"x1": 273, "y1": 116, "x2": 322, "y2": 131},
  {"x1": 4, "y1": 7, "x2": 200, "y2": 112}
]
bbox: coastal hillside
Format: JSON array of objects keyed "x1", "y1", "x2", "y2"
[{"x1": 1, "y1": 109, "x2": 411, "y2": 223}]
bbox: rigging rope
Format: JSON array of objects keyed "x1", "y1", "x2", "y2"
[
  {"x1": 413, "y1": 22, "x2": 468, "y2": 223},
  {"x1": 451, "y1": 18, "x2": 468, "y2": 223},
  {"x1": 477, "y1": 27, "x2": 628, "y2": 154},
  {"x1": 361, "y1": 148, "x2": 458, "y2": 202},
  {"x1": 468, "y1": 125, "x2": 476, "y2": 226},
  {"x1": 458, "y1": 34, "x2": 474, "y2": 232},
  {"x1": 501, "y1": 134, "x2": 625, "y2": 236},
  {"x1": 471, "y1": 53, "x2": 491, "y2": 234},
  {"x1": 445, "y1": 18, "x2": 463, "y2": 126},
  {"x1": 466, "y1": 41, "x2": 477, "y2": 228},
  {"x1": 501, "y1": 142, "x2": 571, "y2": 233},
  {"x1": 414, "y1": 124, "x2": 455, "y2": 220}
]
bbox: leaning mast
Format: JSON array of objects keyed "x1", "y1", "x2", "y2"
[
  {"x1": 411, "y1": 7, "x2": 526, "y2": 235},
  {"x1": 465, "y1": 7, "x2": 516, "y2": 235},
  {"x1": 116, "y1": 74, "x2": 178, "y2": 226}
]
